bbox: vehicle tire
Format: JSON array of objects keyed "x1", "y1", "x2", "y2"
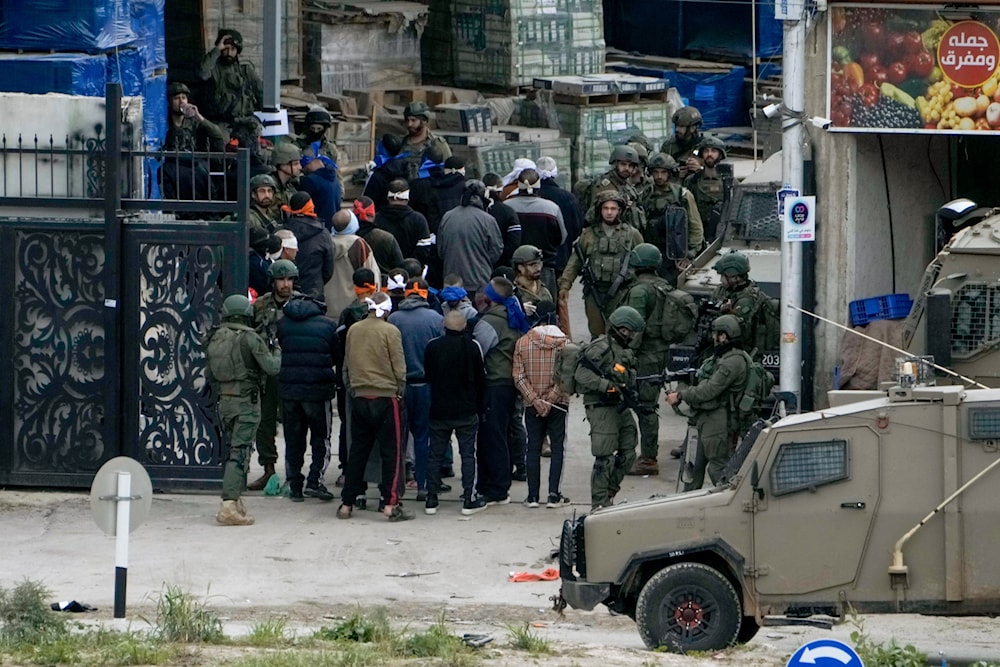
[
  {"x1": 635, "y1": 562, "x2": 742, "y2": 652},
  {"x1": 736, "y1": 615, "x2": 760, "y2": 644}
]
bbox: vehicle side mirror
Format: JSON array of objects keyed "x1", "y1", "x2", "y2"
[{"x1": 750, "y1": 460, "x2": 764, "y2": 500}]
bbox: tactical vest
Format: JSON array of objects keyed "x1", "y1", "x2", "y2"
[
  {"x1": 205, "y1": 322, "x2": 259, "y2": 396},
  {"x1": 584, "y1": 226, "x2": 637, "y2": 285}
]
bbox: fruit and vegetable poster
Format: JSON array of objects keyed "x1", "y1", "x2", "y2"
[{"x1": 829, "y1": 5, "x2": 1000, "y2": 133}]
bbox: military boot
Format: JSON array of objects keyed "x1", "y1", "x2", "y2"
[
  {"x1": 628, "y1": 456, "x2": 659, "y2": 476},
  {"x1": 216, "y1": 500, "x2": 255, "y2": 526},
  {"x1": 247, "y1": 463, "x2": 275, "y2": 491}
]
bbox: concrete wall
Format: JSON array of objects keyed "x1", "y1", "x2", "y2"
[{"x1": 805, "y1": 24, "x2": 950, "y2": 405}]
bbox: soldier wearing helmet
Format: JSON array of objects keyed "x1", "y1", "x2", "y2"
[
  {"x1": 684, "y1": 134, "x2": 731, "y2": 242},
  {"x1": 621, "y1": 243, "x2": 697, "y2": 475},
  {"x1": 400, "y1": 101, "x2": 451, "y2": 179},
  {"x1": 661, "y1": 106, "x2": 705, "y2": 179},
  {"x1": 164, "y1": 80, "x2": 226, "y2": 200},
  {"x1": 711, "y1": 251, "x2": 768, "y2": 362},
  {"x1": 295, "y1": 107, "x2": 342, "y2": 167},
  {"x1": 197, "y1": 28, "x2": 262, "y2": 126},
  {"x1": 637, "y1": 152, "x2": 704, "y2": 284},
  {"x1": 511, "y1": 244, "x2": 552, "y2": 323},
  {"x1": 576, "y1": 144, "x2": 647, "y2": 231},
  {"x1": 558, "y1": 190, "x2": 644, "y2": 337},
  {"x1": 666, "y1": 313, "x2": 749, "y2": 491},
  {"x1": 204, "y1": 293, "x2": 281, "y2": 524},
  {"x1": 574, "y1": 305, "x2": 644, "y2": 509},
  {"x1": 627, "y1": 142, "x2": 651, "y2": 189},
  {"x1": 270, "y1": 143, "x2": 302, "y2": 207},
  {"x1": 248, "y1": 174, "x2": 280, "y2": 233}
]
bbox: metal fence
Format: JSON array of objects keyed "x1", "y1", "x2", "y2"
[{"x1": 0, "y1": 84, "x2": 249, "y2": 490}]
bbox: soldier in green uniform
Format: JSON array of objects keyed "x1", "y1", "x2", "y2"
[
  {"x1": 628, "y1": 142, "x2": 652, "y2": 191},
  {"x1": 711, "y1": 251, "x2": 769, "y2": 362},
  {"x1": 666, "y1": 314, "x2": 748, "y2": 491},
  {"x1": 684, "y1": 135, "x2": 729, "y2": 242},
  {"x1": 622, "y1": 244, "x2": 697, "y2": 476},
  {"x1": 400, "y1": 101, "x2": 452, "y2": 181},
  {"x1": 660, "y1": 106, "x2": 704, "y2": 180},
  {"x1": 558, "y1": 191, "x2": 644, "y2": 338},
  {"x1": 574, "y1": 306, "x2": 644, "y2": 509},
  {"x1": 205, "y1": 294, "x2": 282, "y2": 525},
  {"x1": 638, "y1": 152, "x2": 704, "y2": 281},
  {"x1": 295, "y1": 107, "x2": 342, "y2": 166},
  {"x1": 511, "y1": 244, "x2": 552, "y2": 321},
  {"x1": 270, "y1": 143, "x2": 302, "y2": 208},
  {"x1": 197, "y1": 29, "x2": 263, "y2": 126},
  {"x1": 247, "y1": 174, "x2": 281, "y2": 233},
  {"x1": 248, "y1": 260, "x2": 301, "y2": 491},
  {"x1": 577, "y1": 145, "x2": 646, "y2": 230}
]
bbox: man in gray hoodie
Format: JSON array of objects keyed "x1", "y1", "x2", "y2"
[{"x1": 437, "y1": 181, "x2": 504, "y2": 300}]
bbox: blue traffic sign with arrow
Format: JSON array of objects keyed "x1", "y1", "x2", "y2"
[{"x1": 787, "y1": 639, "x2": 864, "y2": 667}]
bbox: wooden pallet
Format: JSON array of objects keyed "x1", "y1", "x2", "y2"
[{"x1": 552, "y1": 89, "x2": 671, "y2": 106}]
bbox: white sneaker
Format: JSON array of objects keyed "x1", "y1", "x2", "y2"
[
  {"x1": 486, "y1": 495, "x2": 510, "y2": 506},
  {"x1": 523, "y1": 498, "x2": 540, "y2": 509}
]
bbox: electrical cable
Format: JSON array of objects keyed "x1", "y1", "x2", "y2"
[{"x1": 877, "y1": 135, "x2": 897, "y2": 294}]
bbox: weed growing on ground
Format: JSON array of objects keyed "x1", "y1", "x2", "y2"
[
  {"x1": 504, "y1": 622, "x2": 552, "y2": 654},
  {"x1": 149, "y1": 585, "x2": 225, "y2": 644},
  {"x1": 406, "y1": 613, "x2": 478, "y2": 666},
  {"x1": 0, "y1": 579, "x2": 66, "y2": 644},
  {"x1": 849, "y1": 610, "x2": 926, "y2": 667},
  {"x1": 246, "y1": 616, "x2": 290, "y2": 647}
]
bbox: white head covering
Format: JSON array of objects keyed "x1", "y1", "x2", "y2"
[
  {"x1": 365, "y1": 296, "x2": 393, "y2": 318},
  {"x1": 388, "y1": 189, "x2": 410, "y2": 201},
  {"x1": 386, "y1": 273, "x2": 407, "y2": 291},
  {"x1": 536, "y1": 156, "x2": 558, "y2": 180},
  {"x1": 501, "y1": 158, "x2": 537, "y2": 187},
  {"x1": 276, "y1": 230, "x2": 298, "y2": 250}
]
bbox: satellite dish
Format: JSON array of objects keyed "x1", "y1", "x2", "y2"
[{"x1": 89, "y1": 456, "x2": 153, "y2": 536}]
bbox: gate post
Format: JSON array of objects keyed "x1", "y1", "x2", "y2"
[{"x1": 104, "y1": 83, "x2": 124, "y2": 457}]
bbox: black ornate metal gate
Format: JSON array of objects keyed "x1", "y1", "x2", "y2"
[{"x1": 0, "y1": 84, "x2": 250, "y2": 489}]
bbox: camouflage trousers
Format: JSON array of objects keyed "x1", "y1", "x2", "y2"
[
  {"x1": 585, "y1": 405, "x2": 637, "y2": 508},
  {"x1": 219, "y1": 395, "x2": 261, "y2": 501},
  {"x1": 683, "y1": 407, "x2": 730, "y2": 492},
  {"x1": 635, "y1": 347, "x2": 670, "y2": 460},
  {"x1": 254, "y1": 374, "x2": 279, "y2": 466}
]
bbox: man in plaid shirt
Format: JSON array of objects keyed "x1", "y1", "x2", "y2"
[{"x1": 513, "y1": 301, "x2": 571, "y2": 508}]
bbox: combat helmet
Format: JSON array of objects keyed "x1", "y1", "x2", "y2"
[
  {"x1": 271, "y1": 143, "x2": 301, "y2": 166},
  {"x1": 629, "y1": 243, "x2": 662, "y2": 269},
  {"x1": 647, "y1": 152, "x2": 679, "y2": 172},
  {"x1": 268, "y1": 259, "x2": 299, "y2": 279},
  {"x1": 712, "y1": 314, "x2": 742, "y2": 339},
  {"x1": 222, "y1": 294, "x2": 253, "y2": 318},
  {"x1": 628, "y1": 142, "x2": 649, "y2": 167},
  {"x1": 714, "y1": 251, "x2": 750, "y2": 276},
  {"x1": 608, "y1": 144, "x2": 640, "y2": 166},
  {"x1": 167, "y1": 82, "x2": 191, "y2": 98},
  {"x1": 305, "y1": 108, "x2": 333, "y2": 126},
  {"x1": 608, "y1": 305, "x2": 646, "y2": 332},
  {"x1": 672, "y1": 106, "x2": 703, "y2": 127},
  {"x1": 249, "y1": 173, "x2": 278, "y2": 192},
  {"x1": 698, "y1": 134, "x2": 727, "y2": 159},
  {"x1": 595, "y1": 190, "x2": 626, "y2": 209},
  {"x1": 404, "y1": 101, "x2": 431, "y2": 120},
  {"x1": 511, "y1": 244, "x2": 543, "y2": 267}
]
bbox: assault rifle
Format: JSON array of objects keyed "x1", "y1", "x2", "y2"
[
  {"x1": 635, "y1": 367, "x2": 698, "y2": 387},
  {"x1": 691, "y1": 298, "x2": 724, "y2": 364},
  {"x1": 574, "y1": 243, "x2": 605, "y2": 308}
]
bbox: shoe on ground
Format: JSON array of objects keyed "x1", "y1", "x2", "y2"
[
  {"x1": 425, "y1": 494, "x2": 439, "y2": 515},
  {"x1": 511, "y1": 469, "x2": 527, "y2": 482},
  {"x1": 289, "y1": 488, "x2": 304, "y2": 503},
  {"x1": 461, "y1": 496, "x2": 489, "y2": 515},
  {"x1": 440, "y1": 466, "x2": 455, "y2": 478},
  {"x1": 628, "y1": 457, "x2": 660, "y2": 476},
  {"x1": 523, "y1": 497, "x2": 540, "y2": 509},
  {"x1": 247, "y1": 464, "x2": 275, "y2": 491},
  {"x1": 546, "y1": 493, "x2": 571, "y2": 508},
  {"x1": 336, "y1": 503, "x2": 352, "y2": 520},
  {"x1": 669, "y1": 446, "x2": 685, "y2": 459},
  {"x1": 216, "y1": 500, "x2": 254, "y2": 526},
  {"x1": 334, "y1": 473, "x2": 345, "y2": 487},
  {"x1": 304, "y1": 483, "x2": 335, "y2": 501},
  {"x1": 437, "y1": 482, "x2": 452, "y2": 493},
  {"x1": 385, "y1": 504, "x2": 414, "y2": 522},
  {"x1": 356, "y1": 495, "x2": 368, "y2": 511},
  {"x1": 486, "y1": 495, "x2": 511, "y2": 506}
]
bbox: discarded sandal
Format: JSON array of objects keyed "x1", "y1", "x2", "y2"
[{"x1": 384, "y1": 505, "x2": 413, "y2": 522}]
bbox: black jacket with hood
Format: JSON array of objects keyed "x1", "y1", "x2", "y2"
[{"x1": 277, "y1": 297, "x2": 339, "y2": 401}]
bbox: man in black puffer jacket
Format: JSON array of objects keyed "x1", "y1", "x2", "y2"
[
  {"x1": 374, "y1": 179, "x2": 432, "y2": 266},
  {"x1": 277, "y1": 295, "x2": 339, "y2": 502},
  {"x1": 281, "y1": 191, "x2": 334, "y2": 301}
]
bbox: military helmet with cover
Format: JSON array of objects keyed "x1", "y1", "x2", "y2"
[
  {"x1": 697, "y1": 134, "x2": 727, "y2": 159},
  {"x1": 714, "y1": 251, "x2": 750, "y2": 276},
  {"x1": 267, "y1": 259, "x2": 299, "y2": 279},
  {"x1": 608, "y1": 305, "x2": 646, "y2": 332},
  {"x1": 249, "y1": 173, "x2": 278, "y2": 192},
  {"x1": 672, "y1": 106, "x2": 703, "y2": 127},
  {"x1": 595, "y1": 190, "x2": 626, "y2": 208},
  {"x1": 404, "y1": 101, "x2": 431, "y2": 120},
  {"x1": 167, "y1": 82, "x2": 191, "y2": 98},
  {"x1": 629, "y1": 243, "x2": 663, "y2": 269},
  {"x1": 608, "y1": 144, "x2": 640, "y2": 166},
  {"x1": 305, "y1": 108, "x2": 332, "y2": 126},
  {"x1": 712, "y1": 314, "x2": 742, "y2": 339},
  {"x1": 647, "y1": 152, "x2": 679, "y2": 172},
  {"x1": 271, "y1": 142, "x2": 302, "y2": 166},
  {"x1": 628, "y1": 142, "x2": 649, "y2": 166},
  {"x1": 222, "y1": 294, "x2": 253, "y2": 318},
  {"x1": 511, "y1": 244, "x2": 543, "y2": 267}
]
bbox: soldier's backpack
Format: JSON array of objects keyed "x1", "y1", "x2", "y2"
[
  {"x1": 733, "y1": 350, "x2": 775, "y2": 431},
  {"x1": 645, "y1": 281, "x2": 698, "y2": 345},
  {"x1": 205, "y1": 325, "x2": 248, "y2": 383},
  {"x1": 552, "y1": 340, "x2": 584, "y2": 395},
  {"x1": 752, "y1": 291, "x2": 782, "y2": 354}
]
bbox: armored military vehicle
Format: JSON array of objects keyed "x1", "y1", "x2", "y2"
[{"x1": 556, "y1": 367, "x2": 1000, "y2": 652}]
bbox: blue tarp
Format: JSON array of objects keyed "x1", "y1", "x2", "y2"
[
  {"x1": 142, "y1": 72, "x2": 167, "y2": 149},
  {"x1": 671, "y1": 67, "x2": 748, "y2": 129},
  {"x1": 0, "y1": 0, "x2": 136, "y2": 52},
  {"x1": 130, "y1": 0, "x2": 165, "y2": 72},
  {"x1": 107, "y1": 47, "x2": 145, "y2": 96},
  {"x1": 0, "y1": 53, "x2": 107, "y2": 96}
]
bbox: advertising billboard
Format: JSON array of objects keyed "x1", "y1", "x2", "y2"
[{"x1": 828, "y1": 5, "x2": 1000, "y2": 133}]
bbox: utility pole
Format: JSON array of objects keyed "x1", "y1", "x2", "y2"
[
  {"x1": 780, "y1": 14, "x2": 806, "y2": 408},
  {"x1": 258, "y1": 0, "x2": 289, "y2": 137}
]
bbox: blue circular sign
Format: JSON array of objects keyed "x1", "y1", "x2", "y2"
[{"x1": 787, "y1": 639, "x2": 864, "y2": 667}]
